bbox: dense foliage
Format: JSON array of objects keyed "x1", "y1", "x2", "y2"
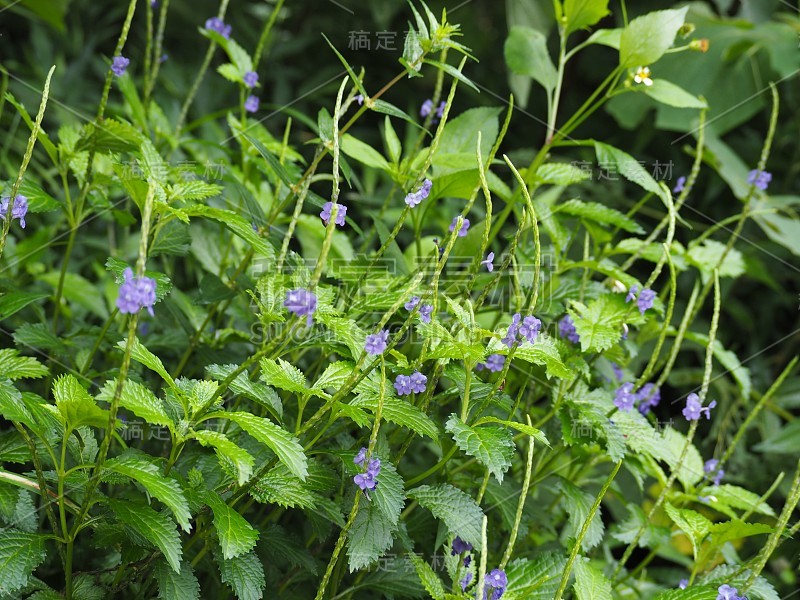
[{"x1": 0, "y1": 0, "x2": 799, "y2": 599}]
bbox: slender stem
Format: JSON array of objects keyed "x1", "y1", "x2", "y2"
[
  {"x1": 546, "y1": 31, "x2": 567, "y2": 144},
  {"x1": 500, "y1": 421, "x2": 535, "y2": 569}
]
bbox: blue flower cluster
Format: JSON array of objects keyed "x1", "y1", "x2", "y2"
[{"x1": 353, "y1": 447, "x2": 380, "y2": 493}]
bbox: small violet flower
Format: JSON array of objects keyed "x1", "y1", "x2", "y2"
[
  {"x1": 353, "y1": 447, "x2": 367, "y2": 466},
  {"x1": 405, "y1": 296, "x2": 420, "y2": 311},
  {"x1": 449, "y1": 216, "x2": 470, "y2": 237},
  {"x1": 636, "y1": 383, "x2": 661, "y2": 415},
  {"x1": 394, "y1": 371, "x2": 427, "y2": 395},
  {"x1": 611, "y1": 362, "x2": 624, "y2": 381},
  {"x1": 355, "y1": 94, "x2": 364, "y2": 105},
  {"x1": 320, "y1": 201, "x2": 347, "y2": 227},
  {"x1": 284, "y1": 288, "x2": 317, "y2": 326},
  {"x1": 365, "y1": 330, "x2": 389, "y2": 355},
  {"x1": 243, "y1": 71, "x2": 258, "y2": 89},
  {"x1": 614, "y1": 382, "x2": 636, "y2": 412},
  {"x1": 0, "y1": 194, "x2": 28, "y2": 228},
  {"x1": 477, "y1": 354, "x2": 505, "y2": 373},
  {"x1": 518, "y1": 316, "x2": 541, "y2": 344},
  {"x1": 704, "y1": 459, "x2": 725, "y2": 486},
  {"x1": 116, "y1": 268, "x2": 157, "y2": 316},
  {"x1": 419, "y1": 304, "x2": 433, "y2": 324},
  {"x1": 405, "y1": 178, "x2": 432, "y2": 208},
  {"x1": 747, "y1": 169, "x2": 771, "y2": 191},
  {"x1": 717, "y1": 584, "x2": 746, "y2": 600},
  {"x1": 111, "y1": 56, "x2": 130, "y2": 77},
  {"x1": 625, "y1": 285, "x2": 656, "y2": 314},
  {"x1": 682, "y1": 392, "x2": 717, "y2": 421},
  {"x1": 460, "y1": 572, "x2": 473, "y2": 592},
  {"x1": 420, "y1": 99, "x2": 433, "y2": 117},
  {"x1": 353, "y1": 447, "x2": 381, "y2": 493},
  {"x1": 451, "y1": 537, "x2": 473, "y2": 555},
  {"x1": 484, "y1": 569, "x2": 508, "y2": 600},
  {"x1": 435, "y1": 101, "x2": 446, "y2": 120},
  {"x1": 673, "y1": 176, "x2": 686, "y2": 194},
  {"x1": 679, "y1": 579, "x2": 689, "y2": 589},
  {"x1": 481, "y1": 252, "x2": 495, "y2": 272},
  {"x1": 205, "y1": 16, "x2": 231, "y2": 39},
  {"x1": 558, "y1": 315, "x2": 579, "y2": 344},
  {"x1": 245, "y1": 95, "x2": 260, "y2": 113}
]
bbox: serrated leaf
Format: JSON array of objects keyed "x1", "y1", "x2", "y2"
[
  {"x1": 154, "y1": 559, "x2": 200, "y2": 600},
  {"x1": 217, "y1": 550, "x2": 266, "y2": 600},
  {"x1": 205, "y1": 493, "x2": 259, "y2": 559},
  {"x1": 503, "y1": 554, "x2": 567, "y2": 600},
  {"x1": 347, "y1": 498, "x2": 395, "y2": 572},
  {"x1": 665, "y1": 502, "x2": 711, "y2": 559},
  {"x1": 259, "y1": 358, "x2": 308, "y2": 394},
  {"x1": 206, "y1": 364, "x2": 282, "y2": 420},
  {"x1": 123, "y1": 337, "x2": 176, "y2": 388},
  {"x1": 193, "y1": 430, "x2": 254, "y2": 486},
  {"x1": 573, "y1": 559, "x2": 612, "y2": 600},
  {"x1": 313, "y1": 361, "x2": 354, "y2": 392},
  {"x1": 0, "y1": 530, "x2": 47, "y2": 596},
  {"x1": 408, "y1": 552, "x2": 445, "y2": 600},
  {"x1": 219, "y1": 412, "x2": 307, "y2": 480},
  {"x1": 558, "y1": 478, "x2": 605, "y2": 551},
  {"x1": 53, "y1": 375, "x2": 109, "y2": 430},
  {"x1": 0, "y1": 350, "x2": 48, "y2": 380},
  {"x1": 700, "y1": 484, "x2": 774, "y2": 517},
  {"x1": 557, "y1": 198, "x2": 644, "y2": 233},
  {"x1": 534, "y1": 162, "x2": 591, "y2": 186},
  {"x1": 445, "y1": 415, "x2": 514, "y2": 483},
  {"x1": 593, "y1": 141, "x2": 668, "y2": 202},
  {"x1": 477, "y1": 417, "x2": 550, "y2": 447},
  {"x1": 571, "y1": 293, "x2": 633, "y2": 353},
  {"x1": 184, "y1": 205, "x2": 275, "y2": 260},
  {"x1": 349, "y1": 395, "x2": 439, "y2": 441},
  {"x1": 0, "y1": 292, "x2": 50, "y2": 320},
  {"x1": 619, "y1": 8, "x2": 688, "y2": 67},
  {"x1": 111, "y1": 500, "x2": 183, "y2": 573},
  {"x1": 497, "y1": 334, "x2": 571, "y2": 379},
  {"x1": 106, "y1": 456, "x2": 191, "y2": 532},
  {"x1": 167, "y1": 181, "x2": 223, "y2": 202},
  {"x1": 98, "y1": 379, "x2": 174, "y2": 430},
  {"x1": 370, "y1": 460, "x2": 405, "y2": 528},
  {"x1": 407, "y1": 484, "x2": 483, "y2": 550}
]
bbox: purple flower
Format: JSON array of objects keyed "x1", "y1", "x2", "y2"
[
  {"x1": 354, "y1": 471, "x2": 377, "y2": 491},
  {"x1": 245, "y1": 95, "x2": 260, "y2": 113},
  {"x1": 611, "y1": 362, "x2": 624, "y2": 381},
  {"x1": 679, "y1": 579, "x2": 689, "y2": 589},
  {"x1": 419, "y1": 304, "x2": 433, "y2": 324},
  {"x1": 502, "y1": 313, "x2": 522, "y2": 348},
  {"x1": 394, "y1": 375, "x2": 412, "y2": 396},
  {"x1": 463, "y1": 554, "x2": 471, "y2": 567},
  {"x1": 449, "y1": 216, "x2": 470, "y2": 237},
  {"x1": 626, "y1": 285, "x2": 638, "y2": 303},
  {"x1": 116, "y1": 268, "x2": 157, "y2": 316},
  {"x1": 205, "y1": 16, "x2": 231, "y2": 39},
  {"x1": 481, "y1": 252, "x2": 494, "y2": 272},
  {"x1": 704, "y1": 459, "x2": 724, "y2": 485},
  {"x1": 451, "y1": 537, "x2": 473, "y2": 555},
  {"x1": 435, "y1": 101, "x2": 446, "y2": 120},
  {"x1": 614, "y1": 382, "x2": 636, "y2": 412},
  {"x1": 673, "y1": 176, "x2": 686, "y2": 194},
  {"x1": 365, "y1": 330, "x2": 389, "y2": 355},
  {"x1": 243, "y1": 71, "x2": 258, "y2": 88},
  {"x1": 409, "y1": 371, "x2": 427, "y2": 393},
  {"x1": 151, "y1": 0, "x2": 158, "y2": 7},
  {"x1": 405, "y1": 296, "x2": 421, "y2": 311},
  {"x1": 367, "y1": 457, "x2": 381, "y2": 477},
  {"x1": 111, "y1": 56, "x2": 130, "y2": 77},
  {"x1": 518, "y1": 316, "x2": 541, "y2": 344},
  {"x1": 636, "y1": 383, "x2": 661, "y2": 415},
  {"x1": 284, "y1": 288, "x2": 317, "y2": 326},
  {"x1": 747, "y1": 169, "x2": 771, "y2": 191},
  {"x1": 354, "y1": 447, "x2": 367, "y2": 466},
  {"x1": 704, "y1": 459, "x2": 719, "y2": 474},
  {"x1": 0, "y1": 194, "x2": 28, "y2": 228},
  {"x1": 484, "y1": 569, "x2": 508, "y2": 600},
  {"x1": 717, "y1": 584, "x2": 746, "y2": 600},
  {"x1": 559, "y1": 315, "x2": 579, "y2": 344},
  {"x1": 460, "y1": 572, "x2": 473, "y2": 591},
  {"x1": 320, "y1": 201, "x2": 347, "y2": 227},
  {"x1": 682, "y1": 392, "x2": 716, "y2": 421},
  {"x1": 712, "y1": 469, "x2": 725, "y2": 486},
  {"x1": 355, "y1": 94, "x2": 364, "y2": 105},
  {"x1": 160, "y1": 54, "x2": 168, "y2": 63},
  {"x1": 637, "y1": 288, "x2": 656, "y2": 314},
  {"x1": 477, "y1": 354, "x2": 505, "y2": 373},
  {"x1": 420, "y1": 99, "x2": 434, "y2": 117},
  {"x1": 405, "y1": 178, "x2": 432, "y2": 208}
]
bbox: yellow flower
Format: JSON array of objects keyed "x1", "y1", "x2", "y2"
[{"x1": 634, "y1": 66, "x2": 653, "y2": 86}]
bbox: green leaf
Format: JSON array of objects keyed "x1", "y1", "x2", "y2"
[
  {"x1": 206, "y1": 364, "x2": 282, "y2": 420},
  {"x1": 347, "y1": 496, "x2": 395, "y2": 572},
  {"x1": 503, "y1": 554, "x2": 567, "y2": 600},
  {"x1": 111, "y1": 500, "x2": 183, "y2": 573},
  {"x1": 0, "y1": 380, "x2": 36, "y2": 430},
  {"x1": 533, "y1": 162, "x2": 591, "y2": 186},
  {"x1": 619, "y1": 8, "x2": 688, "y2": 68},
  {"x1": 0, "y1": 292, "x2": 50, "y2": 320},
  {"x1": 686, "y1": 240, "x2": 745, "y2": 280},
  {"x1": 192, "y1": 430, "x2": 255, "y2": 486},
  {"x1": 423, "y1": 59, "x2": 479, "y2": 92},
  {"x1": 370, "y1": 460, "x2": 405, "y2": 528},
  {"x1": 219, "y1": 412, "x2": 308, "y2": 480},
  {"x1": 216, "y1": 550, "x2": 266, "y2": 600},
  {"x1": 407, "y1": 484, "x2": 483, "y2": 550},
  {"x1": 205, "y1": 493, "x2": 259, "y2": 560},
  {"x1": 665, "y1": 502, "x2": 711, "y2": 559},
  {"x1": 593, "y1": 141, "x2": 668, "y2": 202},
  {"x1": 641, "y1": 79, "x2": 707, "y2": 109},
  {"x1": 573, "y1": 559, "x2": 612, "y2": 600},
  {"x1": 259, "y1": 358, "x2": 308, "y2": 395},
  {"x1": 184, "y1": 205, "x2": 275, "y2": 260},
  {"x1": 382, "y1": 116, "x2": 402, "y2": 163},
  {"x1": 557, "y1": 198, "x2": 644, "y2": 233},
  {"x1": 53, "y1": 375, "x2": 109, "y2": 430},
  {"x1": 705, "y1": 519, "x2": 772, "y2": 547},
  {"x1": 571, "y1": 293, "x2": 631, "y2": 353},
  {"x1": 0, "y1": 530, "x2": 47, "y2": 596},
  {"x1": 167, "y1": 181, "x2": 223, "y2": 202},
  {"x1": 98, "y1": 379, "x2": 174, "y2": 430},
  {"x1": 349, "y1": 395, "x2": 439, "y2": 441},
  {"x1": 445, "y1": 415, "x2": 514, "y2": 483},
  {"x1": 0, "y1": 350, "x2": 47, "y2": 380},
  {"x1": 504, "y1": 27, "x2": 557, "y2": 92},
  {"x1": 502, "y1": 334, "x2": 571, "y2": 379},
  {"x1": 477, "y1": 417, "x2": 550, "y2": 447},
  {"x1": 753, "y1": 419, "x2": 800, "y2": 454},
  {"x1": 154, "y1": 559, "x2": 201, "y2": 600},
  {"x1": 123, "y1": 337, "x2": 176, "y2": 388},
  {"x1": 105, "y1": 456, "x2": 191, "y2": 532},
  {"x1": 408, "y1": 552, "x2": 445, "y2": 600},
  {"x1": 106, "y1": 258, "x2": 172, "y2": 302},
  {"x1": 340, "y1": 134, "x2": 390, "y2": 171},
  {"x1": 561, "y1": 0, "x2": 610, "y2": 35},
  {"x1": 39, "y1": 272, "x2": 108, "y2": 319},
  {"x1": 558, "y1": 478, "x2": 604, "y2": 550},
  {"x1": 313, "y1": 361, "x2": 354, "y2": 393},
  {"x1": 701, "y1": 485, "x2": 775, "y2": 517}
]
